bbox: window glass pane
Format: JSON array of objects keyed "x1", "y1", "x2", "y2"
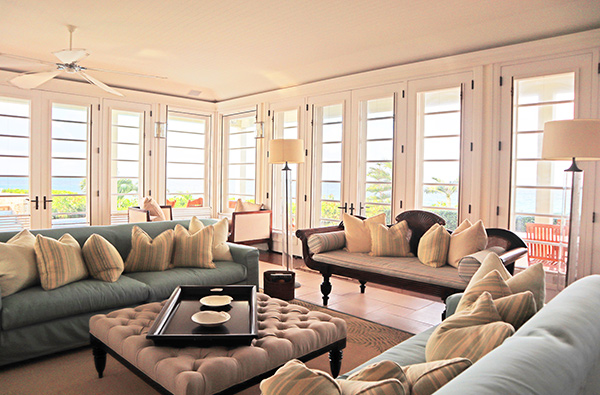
[
  {"x1": 366, "y1": 162, "x2": 392, "y2": 183},
  {"x1": 112, "y1": 143, "x2": 139, "y2": 161},
  {"x1": 514, "y1": 188, "x2": 564, "y2": 216},
  {"x1": 167, "y1": 131, "x2": 203, "y2": 148},
  {"x1": 515, "y1": 160, "x2": 569, "y2": 187},
  {"x1": 224, "y1": 114, "x2": 256, "y2": 205},
  {"x1": 52, "y1": 177, "x2": 87, "y2": 194},
  {"x1": 0, "y1": 157, "x2": 29, "y2": 175},
  {"x1": 112, "y1": 111, "x2": 141, "y2": 128},
  {"x1": 422, "y1": 161, "x2": 459, "y2": 184},
  {"x1": 167, "y1": 147, "x2": 203, "y2": 163},
  {"x1": 228, "y1": 164, "x2": 255, "y2": 179},
  {"x1": 367, "y1": 98, "x2": 393, "y2": 118},
  {"x1": 322, "y1": 123, "x2": 342, "y2": 142},
  {"x1": 228, "y1": 180, "x2": 255, "y2": 195},
  {"x1": 114, "y1": 160, "x2": 139, "y2": 178},
  {"x1": 52, "y1": 140, "x2": 87, "y2": 159},
  {"x1": 0, "y1": 116, "x2": 29, "y2": 137},
  {"x1": 423, "y1": 186, "x2": 458, "y2": 208},
  {"x1": 366, "y1": 184, "x2": 392, "y2": 204},
  {"x1": 52, "y1": 159, "x2": 86, "y2": 177},
  {"x1": 366, "y1": 118, "x2": 393, "y2": 140},
  {"x1": 229, "y1": 148, "x2": 256, "y2": 163},
  {"x1": 516, "y1": 73, "x2": 575, "y2": 105},
  {"x1": 322, "y1": 143, "x2": 342, "y2": 161},
  {"x1": 0, "y1": 136, "x2": 28, "y2": 156},
  {"x1": 423, "y1": 88, "x2": 461, "y2": 112},
  {"x1": 167, "y1": 179, "x2": 204, "y2": 194},
  {"x1": 112, "y1": 126, "x2": 140, "y2": 144},
  {"x1": 321, "y1": 182, "x2": 341, "y2": 200},
  {"x1": 516, "y1": 103, "x2": 574, "y2": 132},
  {"x1": 168, "y1": 117, "x2": 205, "y2": 133},
  {"x1": 366, "y1": 140, "x2": 393, "y2": 161},
  {"x1": 52, "y1": 104, "x2": 87, "y2": 122},
  {"x1": 229, "y1": 132, "x2": 255, "y2": 148},
  {"x1": 167, "y1": 163, "x2": 203, "y2": 178},
  {"x1": 423, "y1": 113, "x2": 461, "y2": 136},
  {"x1": 423, "y1": 137, "x2": 460, "y2": 160},
  {"x1": 322, "y1": 104, "x2": 342, "y2": 123},
  {"x1": 0, "y1": 97, "x2": 29, "y2": 117},
  {"x1": 321, "y1": 163, "x2": 342, "y2": 181}
]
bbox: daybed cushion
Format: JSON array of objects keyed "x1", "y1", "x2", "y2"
[
  {"x1": 1, "y1": 276, "x2": 149, "y2": 330},
  {"x1": 456, "y1": 246, "x2": 505, "y2": 282},
  {"x1": 124, "y1": 262, "x2": 248, "y2": 301},
  {"x1": 312, "y1": 251, "x2": 468, "y2": 290},
  {"x1": 308, "y1": 231, "x2": 346, "y2": 254}
]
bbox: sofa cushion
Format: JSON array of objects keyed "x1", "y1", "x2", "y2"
[
  {"x1": 308, "y1": 231, "x2": 346, "y2": 254},
  {"x1": 405, "y1": 358, "x2": 472, "y2": 395},
  {"x1": 494, "y1": 291, "x2": 537, "y2": 330},
  {"x1": 313, "y1": 251, "x2": 467, "y2": 290},
  {"x1": 337, "y1": 378, "x2": 407, "y2": 394},
  {"x1": 455, "y1": 270, "x2": 512, "y2": 312},
  {"x1": 34, "y1": 233, "x2": 89, "y2": 290},
  {"x1": 1, "y1": 275, "x2": 149, "y2": 330},
  {"x1": 124, "y1": 226, "x2": 173, "y2": 272},
  {"x1": 343, "y1": 213, "x2": 386, "y2": 253},
  {"x1": 369, "y1": 220, "x2": 412, "y2": 257},
  {"x1": 426, "y1": 292, "x2": 515, "y2": 363},
  {"x1": 260, "y1": 359, "x2": 342, "y2": 395},
  {"x1": 124, "y1": 262, "x2": 247, "y2": 301},
  {"x1": 0, "y1": 229, "x2": 38, "y2": 297},
  {"x1": 173, "y1": 224, "x2": 214, "y2": 268},
  {"x1": 82, "y1": 234, "x2": 124, "y2": 282},
  {"x1": 447, "y1": 220, "x2": 487, "y2": 267},
  {"x1": 418, "y1": 223, "x2": 451, "y2": 268},
  {"x1": 189, "y1": 216, "x2": 233, "y2": 261}
]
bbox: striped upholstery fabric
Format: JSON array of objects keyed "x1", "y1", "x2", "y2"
[
  {"x1": 426, "y1": 292, "x2": 515, "y2": 363},
  {"x1": 34, "y1": 233, "x2": 89, "y2": 291},
  {"x1": 173, "y1": 224, "x2": 215, "y2": 268},
  {"x1": 124, "y1": 226, "x2": 173, "y2": 272},
  {"x1": 369, "y1": 220, "x2": 413, "y2": 257},
  {"x1": 189, "y1": 216, "x2": 233, "y2": 261},
  {"x1": 405, "y1": 358, "x2": 472, "y2": 395},
  {"x1": 307, "y1": 231, "x2": 346, "y2": 254},
  {"x1": 447, "y1": 220, "x2": 488, "y2": 268},
  {"x1": 347, "y1": 360, "x2": 406, "y2": 382},
  {"x1": 494, "y1": 291, "x2": 537, "y2": 329},
  {"x1": 417, "y1": 223, "x2": 451, "y2": 268},
  {"x1": 457, "y1": 246, "x2": 505, "y2": 282},
  {"x1": 455, "y1": 270, "x2": 512, "y2": 313},
  {"x1": 343, "y1": 213, "x2": 386, "y2": 253},
  {"x1": 313, "y1": 250, "x2": 468, "y2": 290},
  {"x1": 82, "y1": 234, "x2": 124, "y2": 282},
  {"x1": 337, "y1": 378, "x2": 407, "y2": 394},
  {"x1": 260, "y1": 359, "x2": 341, "y2": 394},
  {"x1": 0, "y1": 229, "x2": 38, "y2": 297}
]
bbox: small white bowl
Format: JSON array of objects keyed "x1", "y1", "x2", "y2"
[
  {"x1": 191, "y1": 311, "x2": 231, "y2": 327},
  {"x1": 200, "y1": 295, "x2": 233, "y2": 307}
]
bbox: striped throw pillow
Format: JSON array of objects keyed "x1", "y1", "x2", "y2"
[
  {"x1": 417, "y1": 223, "x2": 450, "y2": 268},
  {"x1": 405, "y1": 358, "x2": 472, "y2": 395},
  {"x1": 34, "y1": 233, "x2": 89, "y2": 291},
  {"x1": 426, "y1": 292, "x2": 515, "y2": 363},
  {"x1": 189, "y1": 216, "x2": 233, "y2": 261},
  {"x1": 343, "y1": 213, "x2": 386, "y2": 253},
  {"x1": 307, "y1": 231, "x2": 346, "y2": 254},
  {"x1": 337, "y1": 378, "x2": 407, "y2": 395},
  {"x1": 124, "y1": 226, "x2": 173, "y2": 272},
  {"x1": 260, "y1": 359, "x2": 341, "y2": 395},
  {"x1": 494, "y1": 291, "x2": 537, "y2": 330},
  {"x1": 173, "y1": 224, "x2": 214, "y2": 268},
  {"x1": 455, "y1": 270, "x2": 512, "y2": 313},
  {"x1": 447, "y1": 220, "x2": 488, "y2": 267},
  {"x1": 369, "y1": 220, "x2": 413, "y2": 257},
  {"x1": 82, "y1": 234, "x2": 124, "y2": 282},
  {"x1": 0, "y1": 229, "x2": 39, "y2": 297},
  {"x1": 457, "y1": 246, "x2": 506, "y2": 282}
]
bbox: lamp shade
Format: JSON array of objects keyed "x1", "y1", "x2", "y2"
[
  {"x1": 542, "y1": 119, "x2": 600, "y2": 160},
  {"x1": 268, "y1": 139, "x2": 305, "y2": 164}
]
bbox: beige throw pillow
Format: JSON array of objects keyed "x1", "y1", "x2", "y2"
[
  {"x1": 173, "y1": 224, "x2": 214, "y2": 268},
  {"x1": 234, "y1": 198, "x2": 263, "y2": 212},
  {"x1": 34, "y1": 233, "x2": 89, "y2": 290},
  {"x1": 417, "y1": 223, "x2": 451, "y2": 268},
  {"x1": 369, "y1": 220, "x2": 412, "y2": 257},
  {"x1": 82, "y1": 234, "x2": 124, "y2": 282},
  {"x1": 124, "y1": 226, "x2": 173, "y2": 272},
  {"x1": 260, "y1": 359, "x2": 341, "y2": 395},
  {"x1": 189, "y1": 216, "x2": 233, "y2": 261},
  {"x1": 343, "y1": 213, "x2": 386, "y2": 253},
  {"x1": 447, "y1": 220, "x2": 487, "y2": 267},
  {"x1": 426, "y1": 292, "x2": 515, "y2": 363},
  {"x1": 141, "y1": 197, "x2": 166, "y2": 221},
  {"x1": 0, "y1": 229, "x2": 39, "y2": 296},
  {"x1": 455, "y1": 270, "x2": 513, "y2": 312},
  {"x1": 468, "y1": 253, "x2": 546, "y2": 311}
]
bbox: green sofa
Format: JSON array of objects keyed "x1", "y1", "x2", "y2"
[
  {"x1": 0, "y1": 219, "x2": 259, "y2": 366},
  {"x1": 339, "y1": 274, "x2": 600, "y2": 394}
]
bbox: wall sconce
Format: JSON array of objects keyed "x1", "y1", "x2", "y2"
[
  {"x1": 155, "y1": 122, "x2": 166, "y2": 138},
  {"x1": 255, "y1": 103, "x2": 265, "y2": 139}
]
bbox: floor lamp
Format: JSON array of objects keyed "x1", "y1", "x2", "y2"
[
  {"x1": 268, "y1": 139, "x2": 305, "y2": 287},
  {"x1": 542, "y1": 119, "x2": 600, "y2": 286}
]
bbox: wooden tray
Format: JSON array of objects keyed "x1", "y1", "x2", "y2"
[{"x1": 147, "y1": 285, "x2": 258, "y2": 347}]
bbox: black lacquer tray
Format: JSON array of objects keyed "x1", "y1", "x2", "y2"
[{"x1": 147, "y1": 285, "x2": 258, "y2": 347}]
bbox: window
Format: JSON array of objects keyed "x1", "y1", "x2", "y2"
[
  {"x1": 359, "y1": 97, "x2": 394, "y2": 222},
  {"x1": 416, "y1": 87, "x2": 462, "y2": 229},
  {"x1": 166, "y1": 111, "x2": 209, "y2": 208},
  {"x1": 50, "y1": 103, "x2": 90, "y2": 227},
  {"x1": 0, "y1": 96, "x2": 31, "y2": 231},
  {"x1": 222, "y1": 113, "x2": 256, "y2": 209},
  {"x1": 313, "y1": 103, "x2": 344, "y2": 226},
  {"x1": 110, "y1": 109, "x2": 144, "y2": 223}
]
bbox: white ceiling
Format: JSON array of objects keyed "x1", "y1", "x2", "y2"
[{"x1": 0, "y1": 0, "x2": 599, "y2": 102}]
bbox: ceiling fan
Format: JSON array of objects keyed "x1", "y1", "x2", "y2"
[{"x1": 2, "y1": 25, "x2": 166, "y2": 97}]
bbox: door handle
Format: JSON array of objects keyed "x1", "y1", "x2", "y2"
[
  {"x1": 349, "y1": 203, "x2": 355, "y2": 215},
  {"x1": 43, "y1": 196, "x2": 53, "y2": 210},
  {"x1": 359, "y1": 202, "x2": 365, "y2": 216},
  {"x1": 337, "y1": 202, "x2": 348, "y2": 213},
  {"x1": 27, "y1": 196, "x2": 39, "y2": 210}
]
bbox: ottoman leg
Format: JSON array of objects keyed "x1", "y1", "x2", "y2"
[
  {"x1": 329, "y1": 348, "x2": 343, "y2": 378},
  {"x1": 92, "y1": 341, "x2": 107, "y2": 379},
  {"x1": 320, "y1": 273, "x2": 332, "y2": 306}
]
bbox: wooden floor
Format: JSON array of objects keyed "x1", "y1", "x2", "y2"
[{"x1": 258, "y1": 251, "x2": 444, "y2": 334}]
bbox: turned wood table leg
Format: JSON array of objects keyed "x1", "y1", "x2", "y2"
[
  {"x1": 321, "y1": 273, "x2": 332, "y2": 306},
  {"x1": 329, "y1": 348, "x2": 343, "y2": 378},
  {"x1": 359, "y1": 280, "x2": 367, "y2": 294},
  {"x1": 92, "y1": 339, "x2": 107, "y2": 379}
]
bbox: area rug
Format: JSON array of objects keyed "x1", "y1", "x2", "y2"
[{"x1": 0, "y1": 301, "x2": 412, "y2": 395}]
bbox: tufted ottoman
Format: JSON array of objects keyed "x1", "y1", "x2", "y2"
[{"x1": 89, "y1": 293, "x2": 347, "y2": 395}]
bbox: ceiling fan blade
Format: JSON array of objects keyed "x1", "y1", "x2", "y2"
[
  {"x1": 52, "y1": 49, "x2": 89, "y2": 64},
  {"x1": 0, "y1": 52, "x2": 57, "y2": 66},
  {"x1": 9, "y1": 70, "x2": 61, "y2": 89},
  {"x1": 84, "y1": 66, "x2": 167, "y2": 79},
  {"x1": 80, "y1": 72, "x2": 124, "y2": 97}
]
